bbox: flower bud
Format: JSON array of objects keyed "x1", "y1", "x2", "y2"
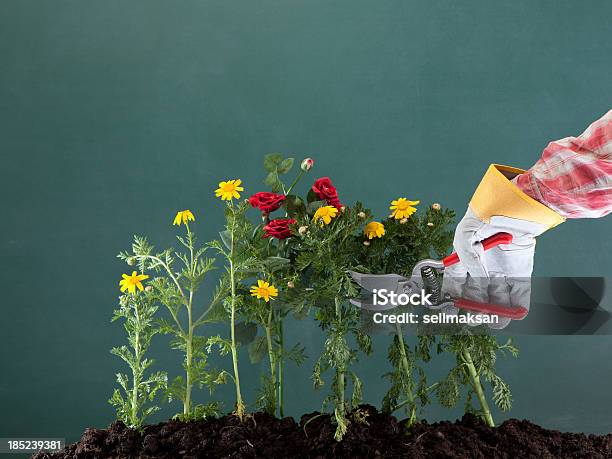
[
  {"x1": 357, "y1": 211, "x2": 366, "y2": 219},
  {"x1": 432, "y1": 203, "x2": 441, "y2": 211},
  {"x1": 298, "y1": 225, "x2": 309, "y2": 235},
  {"x1": 127, "y1": 257, "x2": 136, "y2": 266},
  {"x1": 301, "y1": 158, "x2": 314, "y2": 171},
  {"x1": 363, "y1": 240, "x2": 371, "y2": 246},
  {"x1": 340, "y1": 206, "x2": 346, "y2": 213},
  {"x1": 287, "y1": 281, "x2": 295, "y2": 289},
  {"x1": 145, "y1": 285, "x2": 153, "y2": 292},
  {"x1": 427, "y1": 222, "x2": 434, "y2": 227},
  {"x1": 399, "y1": 218, "x2": 408, "y2": 224}
]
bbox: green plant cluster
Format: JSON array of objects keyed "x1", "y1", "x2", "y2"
[
  {"x1": 109, "y1": 153, "x2": 518, "y2": 439},
  {"x1": 109, "y1": 292, "x2": 167, "y2": 429}
]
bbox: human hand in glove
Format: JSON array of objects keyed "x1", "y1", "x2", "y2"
[
  {"x1": 450, "y1": 110, "x2": 612, "y2": 280},
  {"x1": 443, "y1": 110, "x2": 611, "y2": 325}
]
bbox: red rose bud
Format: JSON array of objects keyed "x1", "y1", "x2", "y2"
[
  {"x1": 248, "y1": 192, "x2": 286, "y2": 214},
  {"x1": 301, "y1": 157, "x2": 314, "y2": 171},
  {"x1": 312, "y1": 177, "x2": 342, "y2": 209},
  {"x1": 263, "y1": 218, "x2": 297, "y2": 239}
]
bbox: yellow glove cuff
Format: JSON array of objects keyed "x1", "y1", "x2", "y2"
[{"x1": 470, "y1": 164, "x2": 565, "y2": 229}]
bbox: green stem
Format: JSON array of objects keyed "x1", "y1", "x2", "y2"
[
  {"x1": 184, "y1": 291, "x2": 193, "y2": 415},
  {"x1": 193, "y1": 282, "x2": 228, "y2": 327},
  {"x1": 265, "y1": 308, "x2": 277, "y2": 415},
  {"x1": 229, "y1": 210, "x2": 245, "y2": 419},
  {"x1": 334, "y1": 297, "x2": 345, "y2": 420},
  {"x1": 462, "y1": 348, "x2": 494, "y2": 427},
  {"x1": 278, "y1": 315, "x2": 284, "y2": 417},
  {"x1": 276, "y1": 239, "x2": 291, "y2": 418},
  {"x1": 184, "y1": 223, "x2": 195, "y2": 416},
  {"x1": 395, "y1": 323, "x2": 417, "y2": 425},
  {"x1": 131, "y1": 305, "x2": 141, "y2": 426},
  {"x1": 140, "y1": 255, "x2": 185, "y2": 334},
  {"x1": 285, "y1": 169, "x2": 305, "y2": 196}
]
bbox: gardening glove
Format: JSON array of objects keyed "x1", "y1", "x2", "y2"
[
  {"x1": 441, "y1": 164, "x2": 564, "y2": 327},
  {"x1": 449, "y1": 165, "x2": 564, "y2": 280},
  {"x1": 440, "y1": 271, "x2": 531, "y2": 329},
  {"x1": 443, "y1": 110, "x2": 612, "y2": 326},
  {"x1": 451, "y1": 109, "x2": 612, "y2": 279}
]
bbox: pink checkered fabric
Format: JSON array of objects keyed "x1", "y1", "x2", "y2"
[{"x1": 514, "y1": 110, "x2": 612, "y2": 218}]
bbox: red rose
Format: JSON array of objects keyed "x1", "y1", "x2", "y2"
[
  {"x1": 312, "y1": 177, "x2": 342, "y2": 209},
  {"x1": 248, "y1": 192, "x2": 286, "y2": 214},
  {"x1": 263, "y1": 218, "x2": 296, "y2": 239}
]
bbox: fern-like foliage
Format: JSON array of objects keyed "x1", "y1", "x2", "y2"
[
  {"x1": 118, "y1": 222, "x2": 229, "y2": 419},
  {"x1": 436, "y1": 334, "x2": 519, "y2": 425},
  {"x1": 288, "y1": 201, "x2": 374, "y2": 441},
  {"x1": 109, "y1": 293, "x2": 167, "y2": 429},
  {"x1": 357, "y1": 205, "x2": 455, "y2": 427}
]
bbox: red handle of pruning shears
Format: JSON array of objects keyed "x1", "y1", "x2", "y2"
[
  {"x1": 442, "y1": 232, "x2": 513, "y2": 268},
  {"x1": 454, "y1": 298, "x2": 528, "y2": 320}
]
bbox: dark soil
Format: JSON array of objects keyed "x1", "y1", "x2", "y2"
[{"x1": 33, "y1": 405, "x2": 612, "y2": 458}]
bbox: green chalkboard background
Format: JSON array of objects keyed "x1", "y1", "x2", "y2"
[{"x1": 1, "y1": 0, "x2": 611, "y2": 447}]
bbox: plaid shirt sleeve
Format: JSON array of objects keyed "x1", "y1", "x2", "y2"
[{"x1": 513, "y1": 110, "x2": 612, "y2": 219}]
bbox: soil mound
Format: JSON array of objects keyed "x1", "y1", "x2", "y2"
[{"x1": 33, "y1": 405, "x2": 612, "y2": 458}]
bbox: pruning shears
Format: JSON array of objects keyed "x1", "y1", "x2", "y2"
[{"x1": 349, "y1": 232, "x2": 528, "y2": 320}]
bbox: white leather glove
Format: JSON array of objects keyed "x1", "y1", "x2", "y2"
[
  {"x1": 449, "y1": 206, "x2": 547, "y2": 278},
  {"x1": 441, "y1": 207, "x2": 541, "y2": 328}
]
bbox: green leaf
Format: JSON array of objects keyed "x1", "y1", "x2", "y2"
[
  {"x1": 262, "y1": 256, "x2": 290, "y2": 272},
  {"x1": 284, "y1": 343, "x2": 307, "y2": 365},
  {"x1": 306, "y1": 200, "x2": 326, "y2": 214},
  {"x1": 248, "y1": 336, "x2": 268, "y2": 364},
  {"x1": 277, "y1": 157, "x2": 294, "y2": 174},
  {"x1": 284, "y1": 194, "x2": 305, "y2": 217},
  {"x1": 264, "y1": 171, "x2": 283, "y2": 192},
  {"x1": 206, "y1": 335, "x2": 232, "y2": 355},
  {"x1": 306, "y1": 189, "x2": 318, "y2": 203},
  {"x1": 263, "y1": 153, "x2": 283, "y2": 172},
  {"x1": 219, "y1": 230, "x2": 232, "y2": 250},
  {"x1": 235, "y1": 322, "x2": 258, "y2": 346}
]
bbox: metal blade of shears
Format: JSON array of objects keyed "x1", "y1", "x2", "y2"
[{"x1": 348, "y1": 271, "x2": 410, "y2": 293}]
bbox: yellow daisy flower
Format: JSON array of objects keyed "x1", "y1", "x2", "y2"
[
  {"x1": 390, "y1": 198, "x2": 420, "y2": 220},
  {"x1": 313, "y1": 205, "x2": 338, "y2": 226},
  {"x1": 364, "y1": 221, "x2": 385, "y2": 239},
  {"x1": 119, "y1": 271, "x2": 149, "y2": 294},
  {"x1": 215, "y1": 179, "x2": 244, "y2": 201},
  {"x1": 250, "y1": 280, "x2": 279, "y2": 302},
  {"x1": 173, "y1": 209, "x2": 195, "y2": 226}
]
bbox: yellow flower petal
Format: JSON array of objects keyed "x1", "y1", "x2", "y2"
[
  {"x1": 389, "y1": 198, "x2": 419, "y2": 220},
  {"x1": 364, "y1": 221, "x2": 385, "y2": 239},
  {"x1": 215, "y1": 179, "x2": 244, "y2": 201},
  {"x1": 174, "y1": 210, "x2": 195, "y2": 226},
  {"x1": 250, "y1": 279, "x2": 278, "y2": 302},
  {"x1": 119, "y1": 271, "x2": 149, "y2": 294},
  {"x1": 313, "y1": 205, "x2": 338, "y2": 226}
]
